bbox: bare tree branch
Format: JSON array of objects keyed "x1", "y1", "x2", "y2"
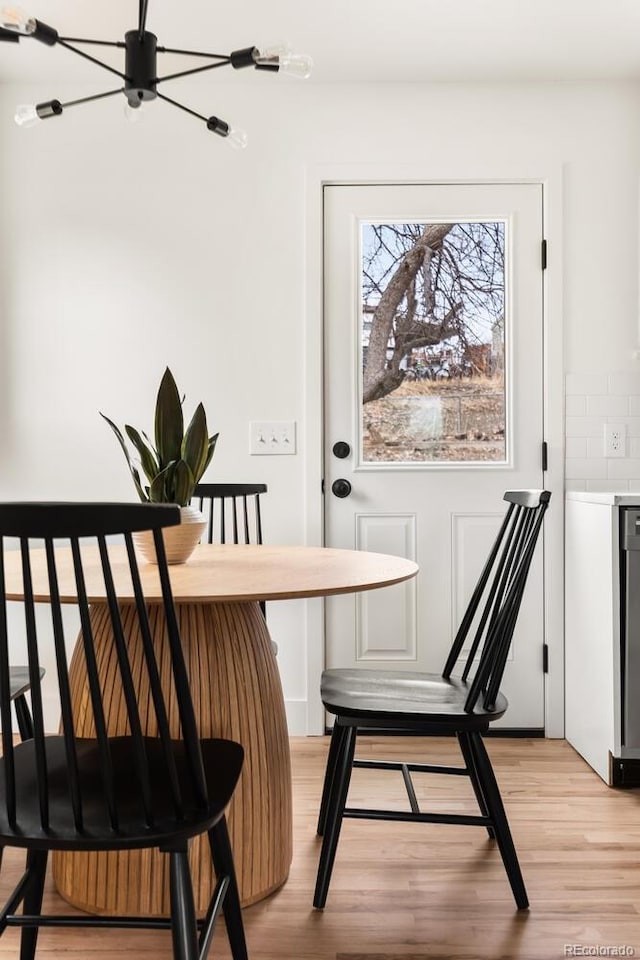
[{"x1": 361, "y1": 219, "x2": 504, "y2": 403}]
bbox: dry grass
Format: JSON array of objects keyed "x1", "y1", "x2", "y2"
[
  {"x1": 363, "y1": 375, "x2": 505, "y2": 462},
  {"x1": 395, "y1": 374, "x2": 504, "y2": 398}
]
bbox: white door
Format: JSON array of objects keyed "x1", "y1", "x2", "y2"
[{"x1": 323, "y1": 182, "x2": 545, "y2": 729}]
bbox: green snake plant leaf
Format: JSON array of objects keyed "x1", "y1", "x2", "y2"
[
  {"x1": 100, "y1": 412, "x2": 148, "y2": 502},
  {"x1": 154, "y1": 368, "x2": 183, "y2": 468},
  {"x1": 102, "y1": 369, "x2": 218, "y2": 505},
  {"x1": 181, "y1": 403, "x2": 209, "y2": 482},
  {"x1": 202, "y1": 433, "x2": 219, "y2": 476},
  {"x1": 125, "y1": 425, "x2": 160, "y2": 484},
  {"x1": 171, "y1": 459, "x2": 195, "y2": 507},
  {"x1": 149, "y1": 465, "x2": 171, "y2": 503}
]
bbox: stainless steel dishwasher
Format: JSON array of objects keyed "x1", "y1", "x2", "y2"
[{"x1": 619, "y1": 508, "x2": 640, "y2": 769}]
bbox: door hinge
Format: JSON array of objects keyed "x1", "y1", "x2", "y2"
[
  {"x1": 541, "y1": 239, "x2": 548, "y2": 270},
  {"x1": 542, "y1": 440, "x2": 548, "y2": 472},
  {"x1": 321, "y1": 478, "x2": 325, "y2": 494},
  {"x1": 543, "y1": 643, "x2": 549, "y2": 673}
]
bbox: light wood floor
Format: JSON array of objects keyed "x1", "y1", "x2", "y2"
[{"x1": 1, "y1": 736, "x2": 639, "y2": 959}]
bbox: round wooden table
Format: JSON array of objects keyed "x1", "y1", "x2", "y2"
[{"x1": 4, "y1": 543, "x2": 418, "y2": 917}]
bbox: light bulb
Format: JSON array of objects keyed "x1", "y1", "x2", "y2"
[
  {"x1": 14, "y1": 103, "x2": 39, "y2": 127},
  {"x1": 253, "y1": 42, "x2": 312, "y2": 78},
  {"x1": 124, "y1": 100, "x2": 143, "y2": 123},
  {"x1": 228, "y1": 127, "x2": 248, "y2": 150},
  {"x1": 278, "y1": 54, "x2": 313, "y2": 79},
  {"x1": 206, "y1": 116, "x2": 248, "y2": 148},
  {"x1": 14, "y1": 99, "x2": 62, "y2": 126},
  {"x1": 254, "y1": 41, "x2": 292, "y2": 64},
  {"x1": 1, "y1": 5, "x2": 36, "y2": 34}
]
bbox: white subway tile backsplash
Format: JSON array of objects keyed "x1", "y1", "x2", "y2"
[
  {"x1": 565, "y1": 437, "x2": 587, "y2": 458},
  {"x1": 565, "y1": 417, "x2": 605, "y2": 438},
  {"x1": 565, "y1": 373, "x2": 608, "y2": 396},
  {"x1": 565, "y1": 479, "x2": 588, "y2": 492},
  {"x1": 586, "y1": 437, "x2": 604, "y2": 458},
  {"x1": 608, "y1": 372, "x2": 640, "y2": 395},
  {"x1": 586, "y1": 479, "x2": 630, "y2": 492},
  {"x1": 564, "y1": 373, "x2": 640, "y2": 489},
  {"x1": 565, "y1": 458, "x2": 608, "y2": 480},
  {"x1": 607, "y1": 458, "x2": 640, "y2": 480},
  {"x1": 586, "y1": 395, "x2": 629, "y2": 417},
  {"x1": 565, "y1": 396, "x2": 586, "y2": 416}
]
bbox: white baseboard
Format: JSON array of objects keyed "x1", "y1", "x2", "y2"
[{"x1": 284, "y1": 698, "x2": 309, "y2": 736}]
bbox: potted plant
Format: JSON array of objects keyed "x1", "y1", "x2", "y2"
[{"x1": 101, "y1": 367, "x2": 218, "y2": 563}]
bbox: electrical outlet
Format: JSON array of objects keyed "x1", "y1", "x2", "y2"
[
  {"x1": 250, "y1": 421, "x2": 297, "y2": 455},
  {"x1": 604, "y1": 423, "x2": 626, "y2": 458}
]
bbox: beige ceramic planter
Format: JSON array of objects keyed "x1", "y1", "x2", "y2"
[{"x1": 132, "y1": 504, "x2": 206, "y2": 564}]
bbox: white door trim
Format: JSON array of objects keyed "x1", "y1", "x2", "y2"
[{"x1": 303, "y1": 163, "x2": 565, "y2": 738}]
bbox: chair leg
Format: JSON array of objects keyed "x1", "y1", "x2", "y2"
[
  {"x1": 468, "y1": 732, "x2": 529, "y2": 910},
  {"x1": 317, "y1": 723, "x2": 346, "y2": 837},
  {"x1": 457, "y1": 731, "x2": 496, "y2": 839},
  {"x1": 313, "y1": 724, "x2": 357, "y2": 909},
  {"x1": 208, "y1": 817, "x2": 248, "y2": 960},
  {"x1": 169, "y1": 848, "x2": 199, "y2": 960},
  {"x1": 19, "y1": 849, "x2": 48, "y2": 960},
  {"x1": 14, "y1": 695, "x2": 34, "y2": 742}
]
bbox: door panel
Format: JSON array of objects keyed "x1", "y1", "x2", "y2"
[
  {"x1": 355, "y1": 513, "x2": 417, "y2": 660},
  {"x1": 323, "y1": 182, "x2": 545, "y2": 728}
]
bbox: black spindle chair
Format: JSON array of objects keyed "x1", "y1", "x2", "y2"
[
  {"x1": 314, "y1": 489, "x2": 551, "y2": 912},
  {"x1": 7, "y1": 667, "x2": 41, "y2": 742},
  {"x1": 0, "y1": 668, "x2": 43, "y2": 877},
  {"x1": 0, "y1": 502, "x2": 248, "y2": 960},
  {"x1": 193, "y1": 484, "x2": 273, "y2": 648},
  {"x1": 193, "y1": 484, "x2": 267, "y2": 549}
]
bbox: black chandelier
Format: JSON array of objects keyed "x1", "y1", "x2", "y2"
[{"x1": 0, "y1": 2, "x2": 312, "y2": 145}]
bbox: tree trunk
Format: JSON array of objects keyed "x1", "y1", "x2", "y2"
[{"x1": 363, "y1": 223, "x2": 453, "y2": 404}]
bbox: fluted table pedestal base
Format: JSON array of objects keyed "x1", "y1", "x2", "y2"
[{"x1": 52, "y1": 600, "x2": 292, "y2": 915}]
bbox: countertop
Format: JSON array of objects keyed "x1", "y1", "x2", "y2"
[{"x1": 566, "y1": 491, "x2": 640, "y2": 506}]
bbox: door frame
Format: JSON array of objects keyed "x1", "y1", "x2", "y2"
[{"x1": 303, "y1": 163, "x2": 565, "y2": 738}]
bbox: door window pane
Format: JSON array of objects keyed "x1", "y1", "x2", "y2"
[{"x1": 361, "y1": 221, "x2": 506, "y2": 465}]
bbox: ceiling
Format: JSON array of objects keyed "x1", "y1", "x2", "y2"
[{"x1": 0, "y1": 0, "x2": 639, "y2": 85}]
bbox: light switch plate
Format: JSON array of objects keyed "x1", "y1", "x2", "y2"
[{"x1": 250, "y1": 421, "x2": 297, "y2": 455}]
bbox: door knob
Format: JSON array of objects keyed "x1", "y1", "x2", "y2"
[
  {"x1": 332, "y1": 441, "x2": 351, "y2": 459},
  {"x1": 331, "y1": 478, "x2": 352, "y2": 498}
]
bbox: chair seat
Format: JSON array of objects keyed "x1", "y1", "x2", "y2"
[
  {"x1": 0, "y1": 736, "x2": 243, "y2": 851},
  {"x1": 8, "y1": 666, "x2": 43, "y2": 702},
  {"x1": 321, "y1": 668, "x2": 508, "y2": 727}
]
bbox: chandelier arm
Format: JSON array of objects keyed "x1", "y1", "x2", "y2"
[
  {"x1": 155, "y1": 91, "x2": 207, "y2": 123},
  {"x1": 60, "y1": 87, "x2": 126, "y2": 110},
  {"x1": 56, "y1": 39, "x2": 127, "y2": 80},
  {"x1": 155, "y1": 60, "x2": 231, "y2": 84},
  {"x1": 156, "y1": 46, "x2": 230, "y2": 59},
  {"x1": 58, "y1": 38, "x2": 126, "y2": 49},
  {"x1": 138, "y1": 0, "x2": 150, "y2": 41}
]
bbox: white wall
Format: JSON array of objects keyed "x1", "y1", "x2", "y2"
[{"x1": 1, "y1": 79, "x2": 639, "y2": 731}]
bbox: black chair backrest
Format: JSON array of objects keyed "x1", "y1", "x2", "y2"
[
  {"x1": 194, "y1": 483, "x2": 267, "y2": 545},
  {"x1": 0, "y1": 502, "x2": 207, "y2": 835},
  {"x1": 442, "y1": 490, "x2": 551, "y2": 714}
]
